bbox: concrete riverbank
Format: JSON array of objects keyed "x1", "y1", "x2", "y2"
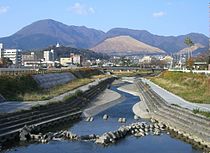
[
  {"x1": 0, "y1": 77, "x2": 110, "y2": 114},
  {"x1": 116, "y1": 77, "x2": 210, "y2": 151},
  {"x1": 0, "y1": 77, "x2": 115, "y2": 147},
  {"x1": 133, "y1": 78, "x2": 210, "y2": 151},
  {"x1": 141, "y1": 78, "x2": 210, "y2": 112}
]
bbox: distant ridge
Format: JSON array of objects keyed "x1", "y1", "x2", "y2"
[
  {"x1": 0, "y1": 19, "x2": 208, "y2": 55},
  {"x1": 91, "y1": 35, "x2": 165, "y2": 55}
]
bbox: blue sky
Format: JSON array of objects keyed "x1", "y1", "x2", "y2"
[{"x1": 0, "y1": 0, "x2": 209, "y2": 37}]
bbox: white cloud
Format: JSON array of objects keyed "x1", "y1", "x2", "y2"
[
  {"x1": 0, "y1": 6, "x2": 9, "y2": 14},
  {"x1": 69, "y1": 3, "x2": 95, "y2": 15},
  {"x1": 152, "y1": 11, "x2": 166, "y2": 17}
]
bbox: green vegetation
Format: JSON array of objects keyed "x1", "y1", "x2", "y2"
[
  {"x1": 193, "y1": 109, "x2": 210, "y2": 118},
  {"x1": 0, "y1": 57, "x2": 13, "y2": 68},
  {"x1": 0, "y1": 68, "x2": 107, "y2": 101},
  {"x1": 0, "y1": 74, "x2": 40, "y2": 100},
  {"x1": 150, "y1": 71, "x2": 210, "y2": 104}
]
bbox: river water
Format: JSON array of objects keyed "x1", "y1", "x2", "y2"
[{"x1": 4, "y1": 83, "x2": 202, "y2": 153}]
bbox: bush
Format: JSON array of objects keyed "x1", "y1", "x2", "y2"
[{"x1": 0, "y1": 74, "x2": 40, "y2": 100}]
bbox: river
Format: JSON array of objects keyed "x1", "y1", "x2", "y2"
[{"x1": 3, "y1": 83, "x2": 202, "y2": 153}]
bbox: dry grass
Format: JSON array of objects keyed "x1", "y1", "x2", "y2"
[
  {"x1": 20, "y1": 78, "x2": 94, "y2": 101},
  {"x1": 113, "y1": 70, "x2": 157, "y2": 77},
  {"x1": 150, "y1": 71, "x2": 210, "y2": 104},
  {"x1": 20, "y1": 74, "x2": 109, "y2": 101}
]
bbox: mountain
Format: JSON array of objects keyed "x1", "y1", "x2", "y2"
[
  {"x1": 105, "y1": 28, "x2": 209, "y2": 54},
  {"x1": 177, "y1": 43, "x2": 206, "y2": 55},
  {"x1": 0, "y1": 19, "x2": 208, "y2": 55},
  {"x1": 0, "y1": 19, "x2": 105, "y2": 49},
  {"x1": 91, "y1": 35, "x2": 165, "y2": 55}
]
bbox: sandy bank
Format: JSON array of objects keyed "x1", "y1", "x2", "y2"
[
  {"x1": 117, "y1": 80, "x2": 150, "y2": 119},
  {"x1": 83, "y1": 88, "x2": 124, "y2": 117}
]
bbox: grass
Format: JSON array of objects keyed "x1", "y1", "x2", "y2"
[
  {"x1": 150, "y1": 71, "x2": 210, "y2": 104},
  {"x1": 193, "y1": 109, "x2": 210, "y2": 118},
  {"x1": 21, "y1": 78, "x2": 93, "y2": 101},
  {"x1": 112, "y1": 70, "x2": 160, "y2": 77},
  {"x1": 0, "y1": 74, "x2": 40, "y2": 100},
  {"x1": 0, "y1": 70, "x2": 108, "y2": 101}
]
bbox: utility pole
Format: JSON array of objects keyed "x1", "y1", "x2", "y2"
[
  {"x1": 209, "y1": 3, "x2": 210, "y2": 70},
  {"x1": 208, "y1": 3, "x2": 210, "y2": 96}
]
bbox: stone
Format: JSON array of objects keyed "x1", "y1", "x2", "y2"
[
  {"x1": 103, "y1": 114, "x2": 109, "y2": 120},
  {"x1": 134, "y1": 115, "x2": 139, "y2": 120}
]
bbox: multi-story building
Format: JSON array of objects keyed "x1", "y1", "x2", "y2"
[
  {"x1": 60, "y1": 54, "x2": 83, "y2": 67},
  {"x1": 22, "y1": 52, "x2": 41, "y2": 67},
  {"x1": 0, "y1": 43, "x2": 3, "y2": 58},
  {"x1": 70, "y1": 53, "x2": 83, "y2": 65},
  {"x1": 3, "y1": 49, "x2": 22, "y2": 66},
  {"x1": 43, "y1": 49, "x2": 54, "y2": 61}
]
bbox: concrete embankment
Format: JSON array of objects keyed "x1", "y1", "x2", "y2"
[
  {"x1": 0, "y1": 77, "x2": 115, "y2": 148},
  {"x1": 33, "y1": 72, "x2": 76, "y2": 89},
  {"x1": 0, "y1": 68, "x2": 103, "y2": 103},
  {"x1": 134, "y1": 79, "x2": 210, "y2": 152}
]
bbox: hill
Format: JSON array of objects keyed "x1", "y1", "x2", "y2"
[
  {"x1": 91, "y1": 35, "x2": 164, "y2": 55},
  {"x1": 177, "y1": 43, "x2": 206, "y2": 55},
  {"x1": 28, "y1": 45, "x2": 109, "y2": 60}
]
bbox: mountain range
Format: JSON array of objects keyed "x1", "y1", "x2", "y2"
[{"x1": 0, "y1": 19, "x2": 208, "y2": 55}]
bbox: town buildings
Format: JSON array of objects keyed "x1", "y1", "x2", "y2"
[
  {"x1": 2, "y1": 49, "x2": 22, "y2": 67},
  {"x1": 60, "y1": 53, "x2": 83, "y2": 66},
  {"x1": 22, "y1": 52, "x2": 41, "y2": 67}
]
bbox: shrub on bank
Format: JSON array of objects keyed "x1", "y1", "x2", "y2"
[{"x1": 0, "y1": 74, "x2": 40, "y2": 100}]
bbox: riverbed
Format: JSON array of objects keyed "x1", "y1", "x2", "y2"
[{"x1": 3, "y1": 82, "x2": 202, "y2": 153}]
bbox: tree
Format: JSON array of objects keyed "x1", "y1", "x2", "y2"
[
  {"x1": 184, "y1": 37, "x2": 194, "y2": 70},
  {"x1": 184, "y1": 37, "x2": 194, "y2": 58},
  {"x1": 0, "y1": 57, "x2": 13, "y2": 68}
]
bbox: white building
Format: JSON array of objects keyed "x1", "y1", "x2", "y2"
[
  {"x1": 3, "y1": 49, "x2": 22, "y2": 66},
  {"x1": 44, "y1": 49, "x2": 54, "y2": 61},
  {"x1": 56, "y1": 43, "x2": 60, "y2": 48},
  {"x1": 0, "y1": 43, "x2": 3, "y2": 58}
]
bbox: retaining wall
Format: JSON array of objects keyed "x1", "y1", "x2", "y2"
[
  {"x1": 0, "y1": 77, "x2": 115, "y2": 148},
  {"x1": 135, "y1": 79, "x2": 210, "y2": 151},
  {"x1": 33, "y1": 72, "x2": 76, "y2": 89}
]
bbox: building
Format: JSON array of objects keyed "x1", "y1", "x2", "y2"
[
  {"x1": 60, "y1": 54, "x2": 83, "y2": 67},
  {"x1": 3, "y1": 49, "x2": 22, "y2": 67},
  {"x1": 60, "y1": 57, "x2": 71, "y2": 66},
  {"x1": 0, "y1": 43, "x2": 3, "y2": 58},
  {"x1": 56, "y1": 43, "x2": 60, "y2": 48},
  {"x1": 22, "y1": 52, "x2": 41, "y2": 67},
  {"x1": 43, "y1": 49, "x2": 54, "y2": 61},
  {"x1": 70, "y1": 53, "x2": 83, "y2": 65}
]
